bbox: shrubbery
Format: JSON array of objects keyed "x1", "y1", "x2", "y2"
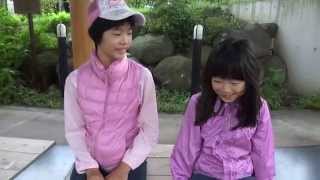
[
  {"x1": 138, "y1": 0, "x2": 240, "y2": 52},
  {"x1": 0, "y1": 8, "x2": 69, "y2": 106},
  {"x1": 1, "y1": 2, "x2": 319, "y2": 111}
]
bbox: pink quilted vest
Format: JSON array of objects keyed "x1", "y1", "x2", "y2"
[{"x1": 77, "y1": 53, "x2": 144, "y2": 169}]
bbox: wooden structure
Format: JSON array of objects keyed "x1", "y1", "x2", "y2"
[
  {"x1": 70, "y1": 0, "x2": 93, "y2": 68},
  {"x1": 0, "y1": 137, "x2": 54, "y2": 179}
]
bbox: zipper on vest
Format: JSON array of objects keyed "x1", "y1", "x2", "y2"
[{"x1": 92, "y1": 79, "x2": 109, "y2": 158}]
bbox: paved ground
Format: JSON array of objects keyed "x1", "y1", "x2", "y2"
[
  {"x1": 0, "y1": 106, "x2": 320, "y2": 147},
  {"x1": 1, "y1": 106, "x2": 320, "y2": 180}
]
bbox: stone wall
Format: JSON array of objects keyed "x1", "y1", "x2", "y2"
[{"x1": 230, "y1": 0, "x2": 320, "y2": 95}]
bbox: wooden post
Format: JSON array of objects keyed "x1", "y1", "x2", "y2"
[
  {"x1": 27, "y1": 13, "x2": 39, "y2": 87},
  {"x1": 70, "y1": 0, "x2": 93, "y2": 68}
]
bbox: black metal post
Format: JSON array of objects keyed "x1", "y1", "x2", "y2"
[
  {"x1": 57, "y1": 24, "x2": 70, "y2": 97},
  {"x1": 191, "y1": 25, "x2": 203, "y2": 95}
]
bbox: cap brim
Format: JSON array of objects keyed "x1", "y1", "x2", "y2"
[{"x1": 99, "y1": 9, "x2": 145, "y2": 26}]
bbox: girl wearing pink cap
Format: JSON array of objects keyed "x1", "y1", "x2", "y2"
[
  {"x1": 64, "y1": 1, "x2": 158, "y2": 180},
  {"x1": 170, "y1": 36, "x2": 275, "y2": 180}
]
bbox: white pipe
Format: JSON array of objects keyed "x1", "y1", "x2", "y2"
[
  {"x1": 193, "y1": 24, "x2": 203, "y2": 40},
  {"x1": 57, "y1": 23, "x2": 67, "y2": 38}
]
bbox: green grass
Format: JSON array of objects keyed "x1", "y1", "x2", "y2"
[
  {"x1": 156, "y1": 88, "x2": 189, "y2": 113},
  {"x1": 291, "y1": 94, "x2": 320, "y2": 110},
  {"x1": 1, "y1": 85, "x2": 319, "y2": 112},
  {"x1": 0, "y1": 85, "x2": 63, "y2": 109},
  {"x1": 15, "y1": 86, "x2": 62, "y2": 108},
  {"x1": 0, "y1": 85, "x2": 190, "y2": 113}
]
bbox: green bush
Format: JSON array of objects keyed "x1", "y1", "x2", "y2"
[
  {"x1": 140, "y1": 1, "x2": 240, "y2": 51},
  {"x1": 128, "y1": 0, "x2": 155, "y2": 8},
  {"x1": 18, "y1": 12, "x2": 70, "y2": 52},
  {"x1": 145, "y1": 0, "x2": 196, "y2": 52},
  {"x1": 0, "y1": 9, "x2": 69, "y2": 69},
  {"x1": 303, "y1": 95, "x2": 320, "y2": 110},
  {"x1": 0, "y1": 67, "x2": 62, "y2": 107},
  {"x1": 192, "y1": 4, "x2": 241, "y2": 46},
  {"x1": 0, "y1": 9, "x2": 69, "y2": 106},
  {"x1": 190, "y1": 5, "x2": 241, "y2": 45},
  {"x1": 0, "y1": 8, "x2": 25, "y2": 103},
  {"x1": 262, "y1": 68, "x2": 287, "y2": 110},
  {"x1": 293, "y1": 94, "x2": 320, "y2": 110},
  {"x1": 14, "y1": 85, "x2": 62, "y2": 108},
  {"x1": 0, "y1": 84, "x2": 62, "y2": 108},
  {"x1": 157, "y1": 88, "x2": 189, "y2": 113},
  {"x1": 203, "y1": 16, "x2": 240, "y2": 45},
  {"x1": 41, "y1": 0, "x2": 57, "y2": 14},
  {"x1": 31, "y1": 12, "x2": 70, "y2": 51},
  {"x1": 0, "y1": 8, "x2": 26, "y2": 69},
  {"x1": 0, "y1": 68, "x2": 18, "y2": 104},
  {"x1": 35, "y1": 12, "x2": 70, "y2": 33},
  {"x1": 19, "y1": 30, "x2": 57, "y2": 53}
]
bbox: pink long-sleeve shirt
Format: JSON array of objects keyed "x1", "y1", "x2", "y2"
[
  {"x1": 64, "y1": 55, "x2": 159, "y2": 173},
  {"x1": 171, "y1": 94, "x2": 275, "y2": 180}
]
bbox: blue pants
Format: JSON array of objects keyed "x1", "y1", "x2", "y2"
[
  {"x1": 70, "y1": 161, "x2": 147, "y2": 180},
  {"x1": 191, "y1": 173, "x2": 255, "y2": 180}
]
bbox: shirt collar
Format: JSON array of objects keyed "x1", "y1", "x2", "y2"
[
  {"x1": 89, "y1": 52, "x2": 129, "y2": 83},
  {"x1": 214, "y1": 98, "x2": 239, "y2": 115}
]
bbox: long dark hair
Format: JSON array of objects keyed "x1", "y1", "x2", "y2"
[{"x1": 195, "y1": 34, "x2": 262, "y2": 129}]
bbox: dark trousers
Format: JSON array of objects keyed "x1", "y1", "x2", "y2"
[
  {"x1": 70, "y1": 161, "x2": 147, "y2": 180},
  {"x1": 191, "y1": 173, "x2": 255, "y2": 180}
]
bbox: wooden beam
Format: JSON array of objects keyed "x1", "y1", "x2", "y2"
[{"x1": 70, "y1": 0, "x2": 93, "y2": 68}]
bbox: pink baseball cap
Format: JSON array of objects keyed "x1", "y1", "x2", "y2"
[{"x1": 88, "y1": 0, "x2": 145, "y2": 27}]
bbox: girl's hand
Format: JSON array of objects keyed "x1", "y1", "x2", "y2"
[
  {"x1": 104, "y1": 173, "x2": 128, "y2": 180},
  {"x1": 86, "y1": 168, "x2": 104, "y2": 180},
  {"x1": 105, "y1": 162, "x2": 130, "y2": 180}
]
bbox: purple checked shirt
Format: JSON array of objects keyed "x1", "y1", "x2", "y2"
[{"x1": 171, "y1": 94, "x2": 275, "y2": 180}]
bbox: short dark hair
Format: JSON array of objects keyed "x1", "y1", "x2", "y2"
[
  {"x1": 195, "y1": 34, "x2": 262, "y2": 129},
  {"x1": 88, "y1": 16, "x2": 135, "y2": 48}
]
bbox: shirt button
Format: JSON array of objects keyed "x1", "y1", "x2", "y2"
[{"x1": 216, "y1": 140, "x2": 220, "y2": 145}]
